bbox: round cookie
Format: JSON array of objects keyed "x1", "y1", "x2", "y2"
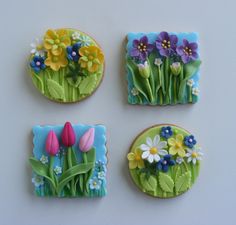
[
  {"x1": 127, "y1": 124, "x2": 203, "y2": 198},
  {"x1": 29, "y1": 28, "x2": 105, "y2": 103}
]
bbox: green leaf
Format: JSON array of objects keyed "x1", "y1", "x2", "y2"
[
  {"x1": 127, "y1": 57, "x2": 149, "y2": 102},
  {"x1": 140, "y1": 173, "x2": 157, "y2": 192},
  {"x1": 175, "y1": 171, "x2": 191, "y2": 193},
  {"x1": 174, "y1": 166, "x2": 181, "y2": 183},
  {"x1": 78, "y1": 75, "x2": 97, "y2": 94},
  {"x1": 178, "y1": 60, "x2": 201, "y2": 101},
  {"x1": 29, "y1": 157, "x2": 56, "y2": 190},
  {"x1": 57, "y1": 162, "x2": 94, "y2": 193},
  {"x1": 159, "y1": 172, "x2": 174, "y2": 193},
  {"x1": 47, "y1": 79, "x2": 65, "y2": 100},
  {"x1": 66, "y1": 76, "x2": 82, "y2": 88}
]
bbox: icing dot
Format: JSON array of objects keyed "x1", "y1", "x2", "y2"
[
  {"x1": 163, "y1": 160, "x2": 167, "y2": 165},
  {"x1": 165, "y1": 130, "x2": 169, "y2": 133},
  {"x1": 72, "y1": 51, "x2": 77, "y2": 56},
  {"x1": 36, "y1": 61, "x2": 41, "y2": 66},
  {"x1": 189, "y1": 139, "x2": 193, "y2": 142}
]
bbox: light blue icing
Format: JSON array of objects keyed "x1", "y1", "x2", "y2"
[
  {"x1": 126, "y1": 32, "x2": 200, "y2": 105},
  {"x1": 32, "y1": 123, "x2": 107, "y2": 197}
]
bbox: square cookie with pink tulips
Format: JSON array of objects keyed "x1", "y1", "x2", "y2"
[
  {"x1": 126, "y1": 32, "x2": 201, "y2": 105},
  {"x1": 29, "y1": 122, "x2": 107, "y2": 197}
]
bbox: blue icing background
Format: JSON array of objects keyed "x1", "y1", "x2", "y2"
[
  {"x1": 32, "y1": 123, "x2": 107, "y2": 196},
  {"x1": 126, "y1": 32, "x2": 200, "y2": 104}
]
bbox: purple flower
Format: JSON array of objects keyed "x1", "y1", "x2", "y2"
[
  {"x1": 176, "y1": 39, "x2": 198, "y2": 64},
  {"x1": 156, "y1": 32, "x2": 178, "y2": 57},
  {"x1": 130, "y1": 36, "x2": 153, "y2": 62}
]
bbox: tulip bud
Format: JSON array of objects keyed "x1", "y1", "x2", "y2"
[
  {"x1": 61, "y1": 122, "x2": 76, "y2": 147},
  {"x1": 79, "y1": 128, "x2": 95, "y2": 152},
  {"x1": 138, "y1": 61, "x2": 150, "y2": 79},
  {"x1": 46, "y1": 130, "x2": 59, "y2": 156},
  {"x1": 170, "y1": 62, "x2": 181, "y2": 76}
]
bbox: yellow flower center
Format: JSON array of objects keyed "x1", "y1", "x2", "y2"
[
  {"x1": 138, "y1": 43, "x2": 147, "y2": 52},
  {"x1": 93, "y1": 181, "x2": 97, "y2": 186},
  {"x1": 191, "y1": 152, "x2": 198, "y2": 158},
  {"x1": 52, "y1": 56, "x2": 59, "y2": 62},
  {"x1": 88, "y1": 55, "x2": 94, "y2": 60},
  {"x1": 183, "y1": 47, "x2": 192, "y2": 56},
  {"x1": 150, "y1": 147, "x2": 158, "y2": 155},
  {"x1": 55, "y1": 39, "x2": 60, "y2": 44},
  {"x1": 175, "y1": 142, "x2": 182, "y2": 149},
  {"x1": 135, "y1": 154, "x2": 141, "y2": 161},
  {"x1": 162, "y1": 40, "x2": 171, "y2": 49}
]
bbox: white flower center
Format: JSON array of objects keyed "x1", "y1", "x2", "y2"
[
  {"x1": 72, "y1": 51, "x2": 77, "y2": 56},
  {"x1": 36, "y1": 61, "x2": 41, "y2": 66}
]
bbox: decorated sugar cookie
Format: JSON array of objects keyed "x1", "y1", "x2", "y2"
[
  {"x1": 127, "y1": 124, "x2": 203, "y2": 198},
  {"x1": 29, "y1": 28, "x2": 105, "y2": 103},
  {"x1": 126, "y1": 32, "x2": 201, "y2": 105},
  {"x1": 29, "y1": 122, "x2": 107, "y2": 197}
]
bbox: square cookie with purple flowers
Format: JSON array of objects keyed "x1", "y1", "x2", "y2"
[
  {"x1": 29, "y1": 122, "x2": 107, "y2": 198},
  {"x1": 126, "y1": 32, "x2": 201, "y2": 105}
]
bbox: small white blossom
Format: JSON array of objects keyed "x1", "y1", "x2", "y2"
[
  {"x1": 98, "y1": 171, "x2": 106, "y2": 180},
  {"x1": 32, "y1": 175, "x2": 44, "y2": 187},
  {"x1": 71, "y1": 32, "x2": 80, "y2": 40},
  {"x1": 54, "y1": 166, "x2": 62, "y2": 175},
  {"x1": 40, "y1": 155, "x2": 48, "y2": 164},
  {"x1": 192, "y1": 87, "x2": 200, "y2": 96},
  {"x1": 131, "y1": 87, "x2": 139, "y2": 96},
  {"x1": 30, "y1": 38, "x2": 45, "y2": 57},
  {"x1": 176, "y1": 157, "x2": 184, "y2": 164},
  {"x1": 187, "y1": 79, "x2": 195, "y2": 87},
  {"x1": 186, "y1": 147, "x2": 203, "y2": 164},
  {"x1": 154, "y1": 58, "x2": 162, "y2": 66}
]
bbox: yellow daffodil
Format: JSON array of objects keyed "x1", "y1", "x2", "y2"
[
  {"x1": 168, "y1": 134, "x2": 186, "y2": 157},
  {"x1": 79, "y1": 46, "x2": 104, "y2": 73},
  {"x1": 44, "y1": 29, "x2": 71, "y2": 56},
  {"x1": 45, "y1": 51, "x2": 68, "y2": 71},
  {"x1": 127, "y1": 148, "x2": 144, "y2": 169}
]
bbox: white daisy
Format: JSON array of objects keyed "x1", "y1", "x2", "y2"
[
  {"x1": 30, "y1": 38, "x2": 45, "y2": 56},
  {"x1": 54, "y1": 166, "x2": 62, "y2": 175},
  {"x1": 140, "y1": 135, "x2": 168, "y2": 163},
  {"x1": 131, "y1": 87, "x2": 139, "y2": 96},
  {"x1": 192, "y1": 87, "x2": 200, "y2": 96},
  {"x1": 154, "y1": 58, "x2": 162, "y2": 66},
  {"x1": 187, "y1": 79, "x2": 195, "y2": 87},
  {"x1": 32, "y1": 175, "x2": 44, "y2": 187},
  {"x1": 71, "y1": 31, "x2": 80, "y2": 41},
  {"x1": 40, "y1": 155, "x2": 48, "y2": 164},
  {"x1": 78, "y1": 35, "x2": 92, "y2": 47},
  {"x1": 186, "y1": 147, "x2": 203, "y2": 164},
  {"x1": 176, "y1": 157, "x2": 184, "y2": 164}
]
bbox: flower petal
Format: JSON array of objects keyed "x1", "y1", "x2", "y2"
[
  {"x1": 159, "y1": 149, "x2": 168, "y2": 156},
  {"x1": 157, "y1": 141, "x2": 167, "y2": 149},
  {"x1": 153, "y1": 154, "x2": 160, "y2": 162},
  {"x1": 178, "y1": 148, "x2": 186, "y2": 157},
  {"x1": 187, "y1": 157, "x2": 192, "y2": 163},
  {"x1": 192, "y1": 158, "x2": 197, "y2": 164},
  {"x1": 168, "y1": 138, "x2": 176, "y2": 146},
  {"x1": 146, "y1": 137, "x2": 153, "y2": 147},
  {"x1": 140, "y1": 144, "x2": 150, "y2": 151},
  {"x1": 129, "y1": 161, "x2": 138, "y2": 169},
  {"x1": 153, "y1": 135, "x2": 160, "y2": 146},
  {"x1": 127, "y1": 152, "x2": 135, "y2": 161},
  {"x1": 169, "y1": 146, "x2": 177, "y2": 155},
  {"x1": 142, "y1": 151, "x2": 150, "y2": 159},
  {"x1": 138, "y1": 160, "x2": 145, "y2": 169},
  {"x1": 148, "y1": 154, "x2": 154, "y2": 163},
  {"x1": 176, "y1": 134, "x2": 184, "y2": 142}
]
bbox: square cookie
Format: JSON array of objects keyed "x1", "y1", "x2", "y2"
[
  {"x1": 29, "y1": 122, "x2": 107, "y2": 197},
  {"x1": 126, "y1": 32, "x2": 201, "y2": 105}
]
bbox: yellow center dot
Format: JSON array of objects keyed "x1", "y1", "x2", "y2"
[
  {"x1": 135, "y1": 154, "x2": 141, "y2": 161},
  {"x1": 52, "y1": 56, "x2": 58, "y2": 62},
  {"x1": 191, "y1": 152, "x2": 198, "y2": 158},
  {"x1": 93, "y1": 181, "x2": 97, "y2": 186},
  {"x1": 150, "y1": 147, "x2": 158, "y2": 155},
  {"x1": 140, "y1": 43, "x2": 143, "y2": 46},
  {"x1": 175, "y1": 142, "x2": 182, "y2": 149},
  {"x1": 88, "y1": 55, "x2": 93, "y2": 60},
  {"x1": 55, "y1": 39, "x2": 60, "y2": 44},
  {"x1": 163, "y1": 40, "x2": 167, "y2": 43}
]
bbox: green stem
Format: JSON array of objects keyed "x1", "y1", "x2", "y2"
[
  {"x1": 178, "y1": 64, "x2": 184, "y2": 102},
  {"x1": 183, "y1": 161, "x2": 189, "y2": 172},
  {"x1": 67, "y1": 147, "x2": 76, "y2": 196},
  {"x1": 144, "y1": 78, "x2": 154, "y2": 104},
  {"x1": 188, "y1": 86, "x2": 192, "y2": 103},
  {"x1": 137, "y1": 95, "x2": 142, "y2": 104},
  {"x1": 164, "y1": 58, "x2": 170, "y2": 104},
  {"x1": 159, "y1": 89, "x2": 163, "y2": 105},
  {"x1": 34, "y1": 74, "x2": 44, "y2": 93},
  {"x1": 168, "y1": 74, "x2": 173, "y2": 103},
  {"x1": 158, "y1": 66, "x2": 165, "y2": 95},
  {"x1": 49, "y1": 156, "x2": 56, "y2": 196},
  {"x1": 174, "y1": 76, "x2": 178, "y2": 104},
  {"x1": 82, "y1": 153, "x2": 88, "y2": 193}
]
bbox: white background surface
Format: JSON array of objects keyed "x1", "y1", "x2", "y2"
[{"x1": 0, "y1": 0, "x2": 235, "y2": 224}]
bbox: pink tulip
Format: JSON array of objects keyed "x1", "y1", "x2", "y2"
[
  {"x1": 79, "y1": 128, "x2": 95, "y2": 152},
  {"x1": 46, "y1": 130, "x2": 59, "y2": 156},
  {"x1": 61, "y1": 122, "x2": 76, "y2": 147}
]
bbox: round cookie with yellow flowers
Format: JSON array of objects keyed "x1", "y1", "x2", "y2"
[
  {"x1": 29, "y1": 28, "x2": 105, "y2": 103},
  {"x1": 127, "y1": 124, "x2": 203, "y2": 198}
]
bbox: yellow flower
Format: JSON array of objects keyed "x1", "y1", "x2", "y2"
[
  {"x1": 44, "y1": 29, "x2": 71, "y2": 56},
  {"x1": 168, "y1": 134, "x2": 186, "y2": 157},
  {"x1": 79, "y1": 46, "x2": 104, "y2": 73},
  {"x1": 127, "y1": 148, "x2": 144, "y2": 169},
  {"x1": 45, "y1": 51, "x2": 68, "y2": 71}
]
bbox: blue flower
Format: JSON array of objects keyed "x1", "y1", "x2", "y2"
[
  {"x1": 89, "y1": 177, "x2": 102, "y2": 190},
  {"x1": 95, "y1": 160, "x2": 107, "y2": 172},
  {"x1": 66, "y1": 43, "x2": 81, "y2": 62},
  {"x1": 156, "y1": 154, "x2": 175, "y2": 172},
  {"x1": 32, "y1": 175, "x2": 44, "y2": 187},
  {"x1": 97, "y1": 171, "x2": 106, "y2": 180},
  {"x1": 184, "y1": 135, "x2": 197, "y2": 148},
  {"x1": 160, "y1": 126, "x2": 173, "y2": 139},
  {"x1": 30, "y1": 55, "x2": 46, "y2": 73}
]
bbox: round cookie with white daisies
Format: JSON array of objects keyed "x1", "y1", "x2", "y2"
[{"x1": 127, "y1": 124, "x2": 203, "y2": 198}]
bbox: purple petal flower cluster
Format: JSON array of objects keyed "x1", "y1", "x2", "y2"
[
  {"x1": 130, "y1": 36, "x2": 154, "y2": 62},
  {"x1": 156, "y1": 31, "x2": 178, "y2": 57},
  {"x1": 176, "y1": 39, "x2": 198, "y2": 63}
]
